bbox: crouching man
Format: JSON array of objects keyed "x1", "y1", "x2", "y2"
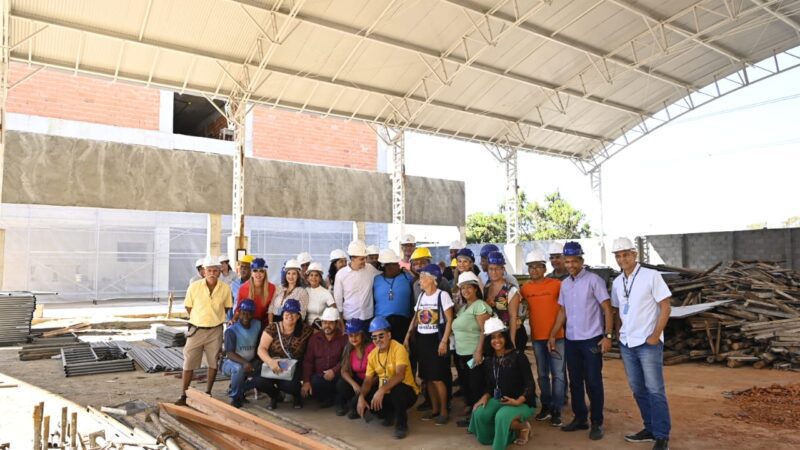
[
  {"x1": 221, "y1": 299, "x2": 262, "y2": 408},
  {"x1": 301, "y1": 307, "x2": 348, "y2": 408},
  {"x1": 357, "y1": 316, "x2": 419, "y2": 439}
]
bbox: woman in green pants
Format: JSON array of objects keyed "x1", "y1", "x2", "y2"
[{"x1": 469, "y1": 317, "x2": 536, "y2": 449}]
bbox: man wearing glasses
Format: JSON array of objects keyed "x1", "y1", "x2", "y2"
[
  {"x1": 357, "y1": 316, "x2": 420, "y2": 439},
  {"x1": 546, "y1": 242, "x2": 570, "y2": 281},
  {"x1": 611, "y1": 238, "x2": 672, "y2": 450},
  {"x1": 521, "y1": 250, "x2": 566, "y2": 427}
]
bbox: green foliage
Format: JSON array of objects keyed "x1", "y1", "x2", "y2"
[{"x1": 466, "y1": 191, "x2": 591, "y2": 243}]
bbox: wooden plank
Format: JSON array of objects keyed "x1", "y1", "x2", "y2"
[
  {"x1": 41, "y1": 322, "x2": 90, "y2": 338},
  {"x1": 184, "y1": 390, "x2": 331, "y2": 450},
  {"x1": 160, "y1": 403, "x2": 304, "y2": 450},
  {"x1": 177, "y1": 417, "x2": 269, "y2": 450}
]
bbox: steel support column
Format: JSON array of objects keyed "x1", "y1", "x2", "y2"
[
  {"x1": 505, "y1": 149, "x2": 519, "y2": 245},
  {"x1": 0, "y1": 0, "x2": 9, "y2": 289},
  {"x1": 227, "y1": 94, "x2": 247, "y2": 252},
  {"x1": 375, "y1": 126, "x2": 406, "y2": 245},
  {"x1": 589, "y1": 168, "x2": 606, "y2": 264}
]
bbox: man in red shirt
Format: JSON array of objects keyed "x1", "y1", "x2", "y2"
[
  {"x1": 302, "y1": 307, "x2": 348, "y2": 408},
  {"x1": 520, "y1": 249, "x2": 566, "y2": 426}
]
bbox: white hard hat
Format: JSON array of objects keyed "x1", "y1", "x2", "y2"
[
  {"x1": 320, "y1": 307, "x2": 340, "y2": 322},
  {"x1": 347, "y1": 240, "x2": 368, "y2": 257},
  {"x1": 449, "y1": 240, "x2": 463, "y2": 250},
  {"x1": 284, "y1": 259, "x2": 302, "y2": 270},
  {"x1": 202, "y1": 256, "x2": 221, "y2": 268},
  {"x1": 366, "y1": 245, "x2": 380, "y2": 256},
  {"x1": 483, "y1": 317, "x2": 508, "y2": 335},
  {"x1": 612, "y1": 237, "x2": 636, "y2": 253},
  {"x1": 525, "y1": 250, "x2": 548, "y2": 264},
  {"x1": 194, "y1": 258, "x2": 204, "y2": 268},
  {"x1": 457, "y1": 271, "x2": 481, "y2": 287},
  {"x1": 378, "y1": 248, "x2": 400, "y2": 264},
  {"x1": 307, "y1": 262, "x2": 324, "y2": 273},
  {"x1": 218, "y1": 255, "x2": 230, "y2": 263},
  {"x1": 329, "y1": 249, "x2": 347, "y2": 261},
  {"x1": 296, "y1": 251, "x2": 312, "y2": 265},
  {"x1": 400, "y1": 234, "x2": 416, "y2": 245},
  {"x1": 548, "y1": 242, "x2": 564, "y2": 255}
]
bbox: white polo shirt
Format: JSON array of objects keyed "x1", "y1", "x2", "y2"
[
  {"x1": 611, "y1": 264, "x2": 671, "y2": 347},
  {"x1": 333, "y1": 263, "x2": 380, "y2": 320}
]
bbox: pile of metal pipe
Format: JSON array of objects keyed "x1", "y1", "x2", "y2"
[
  {"x1": 127, "y1": 345, "x2": 185, "y2": 372},
  {"x1": 61, "y1": 345, "x2": 135, "y2": 377},
  {"x1": 155, "y1": 326, "x2": 186, "y2": 347},
  {"x1": 0, "y1": 292, "x2": 36, "y2": 345}
]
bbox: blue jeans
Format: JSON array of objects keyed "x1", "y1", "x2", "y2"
[
  {"x1": 221, "y1": 359, "x2": 259, "y2": 400},
  {"x1": 565, "y1": 335, "x2": 604, "y2": 425},
  {"x1": 620, "y1": 342, "x2": 671, "y2": 439},
  {"x1": 532, "y1": 339, "x2": 566, "y2": 414}
]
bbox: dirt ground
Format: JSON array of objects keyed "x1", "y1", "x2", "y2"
[{"x1": 3, "y1": 335, "x2": 800, "y2": 450}]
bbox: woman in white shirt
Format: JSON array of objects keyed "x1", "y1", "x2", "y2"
[
  {"x1": 270, "y1": 259, "x2": 309, "y2": 324},
  {"x1": 305, "y1": 262, "x2": 335, "y2": 327}
]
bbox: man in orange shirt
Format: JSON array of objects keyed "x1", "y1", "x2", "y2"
[{"x1": 521, "y1": 249, "x2": 566, "y2": 427}]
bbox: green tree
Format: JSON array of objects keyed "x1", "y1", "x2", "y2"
[{"x1": 465, "y1": 212, "x2": 506, "y2": 244}]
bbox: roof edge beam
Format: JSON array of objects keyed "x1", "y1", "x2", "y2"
[{"x1": 749, "y1": 0, "x2": 800, "y2": 34}]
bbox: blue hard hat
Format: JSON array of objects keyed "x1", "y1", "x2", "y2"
[
  {"x1": 563, "y1": 241, "x2": 584, "y2": 256},
  {"x1": 345, "y1": 318, "x2": 367, "y2": 335},
  {"x1": 420, "y1": 263, "x2": 442, "y2": 280},
  {"x1": 369, "y1": 316, "x2": 391, "y2": 333},
  {"x1": 251, "y1": 258, "x2": 268, "y2": 270},
  {"x1": 480, "y1": 244, "x2": 500, "y2": 258},
  {"x1": 238, "y1": 299, "x2": 256, "y2": 313},
  {"x1": 487, "y1": 251, "x2": 505, "y2": 266},
  {"x1": 456, "y1": 248, "x2": 475, "y2": 262},
  {"x1": 281, "y1": 299, "x2": 302, "y2": 315}
]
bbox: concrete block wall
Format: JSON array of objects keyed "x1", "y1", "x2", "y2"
[{"x1": 647, "y1": 228, "x2": 799, "y2": 270}]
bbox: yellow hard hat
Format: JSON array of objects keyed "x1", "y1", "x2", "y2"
[
  {"x1": 450, "y1": 258, "x2": 457, "y2": 267},
  {"x1": 239, "y1": 254, "x2": 255, "y2": 264},
  {"x1": 410, "y1": 247, "x2": 432, "y2": 261}
]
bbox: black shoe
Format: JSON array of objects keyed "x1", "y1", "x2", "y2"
[
  {"x1": 363, "y1": 410, "x2": 375, "y2": 424},
  {"x1": 653, "y1": 439, "x2": 669, "y2": 450},
  {"x1": 625, "y1": 429, "x2": 656, "y2": 443},
  {"x1": 174, "y1": 395, "x2": 187, "y2": 406},
  {"x1": 534, "y1": 408, "x2": 551, "y2": 421},
  {"x1": 394, "y1": 425, "x2": 408, "y2": 439},
  {"x1": 319, "y1": 399, "x2": 334, "y2": 409},
  {"x1": 456, "y1": 418, "x2": 470, "y2": 428},
  {"x1": 267, "y1": 396, "x2": 279, "y2": 410},
  {"x1": 335, "y1": 405, "x2": 348, "y2": 416},
  {"x1": 230, "y1": 398, "x2": 243, "y2": 408},
  {"x1": 549, "y1": 414, "x2": 562, "y2": 427},
  {"x1": 293, "y1": 397, "x2": 303, "y2": 409},
  {"x1": 561, "y1": 419, "x2": 589, "y2": 432},
  {"x1": 416, "y1": 400, "x2": 432, "y2": 412},
  {"x1": 347, "y1": 409, "x2": 360, "y2": 420},
  {"x1": 382, "y1": 415, "x2": 395, "y2": 427},
  {"x1": 421, "y1": 412, "x2": 439, "y2": 422},
  {"x1": 590, "y1": 424, "x2": 604, "y2": 440}
]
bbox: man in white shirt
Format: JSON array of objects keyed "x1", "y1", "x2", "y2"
[
  {"x1": 334, "y1": 240, "x2": 380, "y2": 321},
  {"x1": 610, "y1": 237, "x2": 672, "y2": 450}
]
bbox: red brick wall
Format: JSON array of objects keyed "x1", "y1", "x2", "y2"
[
  {"x1": 7, "y1": 62, "x2": 160, "y2": 130},
  {"x1": 204, "y1": 114, "x2": 229, "y2": 139},
  {"x1": 252, "y1": 106, "x2": 377, "y2": 171}
]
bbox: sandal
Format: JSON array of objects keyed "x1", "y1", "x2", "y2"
[{"x1": 514, "y1": 421, "x2": 531, "y2": 445}]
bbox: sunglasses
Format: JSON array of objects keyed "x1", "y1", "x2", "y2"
[{"x1": 371, "y1": 333, "x2": 387, "y2": 341}]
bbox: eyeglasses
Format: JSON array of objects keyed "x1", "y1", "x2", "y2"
[{"x1": 371, "y1": 333, "x2": 387, "y2": 341}]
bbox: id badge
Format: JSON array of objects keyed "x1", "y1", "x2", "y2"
[
  {"x1": 623, "y1": 302, "x2": 630, "y2": 315},
  {"x1": 380, "y1": 378, "x2": 388, "y2": 386},
  {"x1": 493, "y1": 387, "x2": 502, "y2": 400}
]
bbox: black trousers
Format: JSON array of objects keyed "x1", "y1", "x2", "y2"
[
  {"x1": 310, "y1": 373, "x2": 339, "y2": 403},
  {"x1": 386, "y1": 315, "x2": 411, "y2": 343},
  {"x1": 254, "y1": 365, "x2": 302, "y2": 400},
  {"x1": 335, "y1": 375, "x2": 363, "y2": 411},
  {"x1": 364, "y1": 383, "x2": 418, "y2": 428},
  {"x1": 455, "y1": 354, "x2": 485, "y2": 408}
]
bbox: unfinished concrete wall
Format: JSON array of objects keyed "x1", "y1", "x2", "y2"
[
  {"x1": 3, "y1": 132, "x2": 465, "y2": 226},
  {"x1": 647, "y1": 228, "x2": 799, "y2": 270}
]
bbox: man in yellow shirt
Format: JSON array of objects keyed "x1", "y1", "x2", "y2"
[
  {"x1": 176, "y1": 256, "x2": 232, "y2": 405},
  {"x1": 357, "y1": 316, "x2": 419, "y2": 440}
]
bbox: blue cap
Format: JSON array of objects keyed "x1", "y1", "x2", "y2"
[
  {"x1": 487, "y1": 251, "x2": 505, "y2": 266},
  {"x1": 480, "y1": 244, "x2": 500, "y2": 258},
  {"x1": 456, "y1": 248, "x2": 475, "y2": 262},
  {"x1": 281, "y1": 299, "x2": 302, "y2": 315},
  {"x1": 563, "y1": 241, "x2": 584, "y2": 256},
  {"x1": 369, "y1": 316, "x2": 391, "y2": 333},
  {"x1": 238, "y1": 299, "x2": 256, "y2": 313},
  {"x1": 345, "y1": 318, "x2": 366, "y2": 335},
  {"x1": 420, "y1": 263, "x2": 442, "y2": 280},
  {"x1": 251, "y1": 258, "x2": 268, "y2": 270}
]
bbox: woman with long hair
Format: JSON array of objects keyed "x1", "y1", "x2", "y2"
[
  {"x1": 230, "y1": 257, "x2": 275, "y2": 329},
  {"x1": 327, "y1": 248, "x2": 348, "y2": 292},
  {"x1": 484, "y1": 251, "x2": 527, "y2": 351},
  {"x1": 306, "y1": 262, "x2": 335, "y2": 327},
  {"x1": 269, "y1": 259, "x2": 309, "y2": 324},
  {"x1": 336, "y1": 318, "x2": 375, "y2": 418}
]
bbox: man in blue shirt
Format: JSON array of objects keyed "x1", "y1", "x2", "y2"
[
  {"x1": 221, "y1": 299, "x2": 262, "y2": 408},
  {"x1": 373, "y1": 249, "x2": 414, "y2": 343}
]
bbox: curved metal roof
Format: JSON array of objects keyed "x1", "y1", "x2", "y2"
[{"x1": 8, "y1": 0, "x2": 800, "y2": 169}]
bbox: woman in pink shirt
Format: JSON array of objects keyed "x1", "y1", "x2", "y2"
[{"x1": 336, "y1": 318, "x2": 375, "y2": 418}]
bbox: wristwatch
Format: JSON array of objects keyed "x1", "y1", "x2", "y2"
[{"x1": 604, "y1": 332, "x2": 615, "y2": 340}]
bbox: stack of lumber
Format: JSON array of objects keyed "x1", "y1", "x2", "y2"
[
  {"x1": 653, "y1": 260, "x2": 800, "y2": 369},
  {"x1": 0, "y1": 292, "x2": 36, "y2": 345},
  {"x1": 160, "y1": 389, "x2": 334, "y2": 450}
]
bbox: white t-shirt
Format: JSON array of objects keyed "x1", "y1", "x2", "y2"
[
  {"x1": 333, "y1": 264, "x2": 381, "y2": 320},
  {"x1": 611, "y1": 264, "x2": 672, "y2": 347},
  {"x1": 414, "y1": 289, "x2": 454, "y2": 335},
  {"x1": 306, "y1": 286, "x2": 335, "y2": 325}
]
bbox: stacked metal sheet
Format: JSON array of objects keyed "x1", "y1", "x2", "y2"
[
  {"x1": 155, "y1": 326, "x2": 186, "y2": 347},
  {"x1": 0, "y1": 293, "x2": 37, "y2": 346},
  {"x1": 61, "y1": 345, "x2": 135, "y2": 377},
  {"x1": 18, "y1": 335, "x2": 86, "y2": 361},
  {"x1": 127, "y1": 345, "x2": 185, "y2": 372}
]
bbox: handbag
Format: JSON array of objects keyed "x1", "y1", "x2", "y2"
[{"x1": 260, "y1": 323, "x2": 298, "y2": 381}]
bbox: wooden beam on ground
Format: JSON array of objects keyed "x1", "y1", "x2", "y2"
[
  {"x1": 41, "y1": 322, "x2": 91, "y2": 337},
  {"x1": 185, "y1": 389, "x2": 331, "y2": 450},
  {"x1": 159, "y1": 403, "x2": 305, "y2": 450},
  {"x1": 177, "y1": 417, "x2": 269, "y2": 450}
]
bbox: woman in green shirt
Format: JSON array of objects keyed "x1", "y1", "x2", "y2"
[{"x1": 451, "y1": 271, "x2": 492, "y2": 426}]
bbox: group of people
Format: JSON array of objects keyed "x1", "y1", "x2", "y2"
[{"x1": 177, "y1": 235, "x2": 673, "y2": 450}]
